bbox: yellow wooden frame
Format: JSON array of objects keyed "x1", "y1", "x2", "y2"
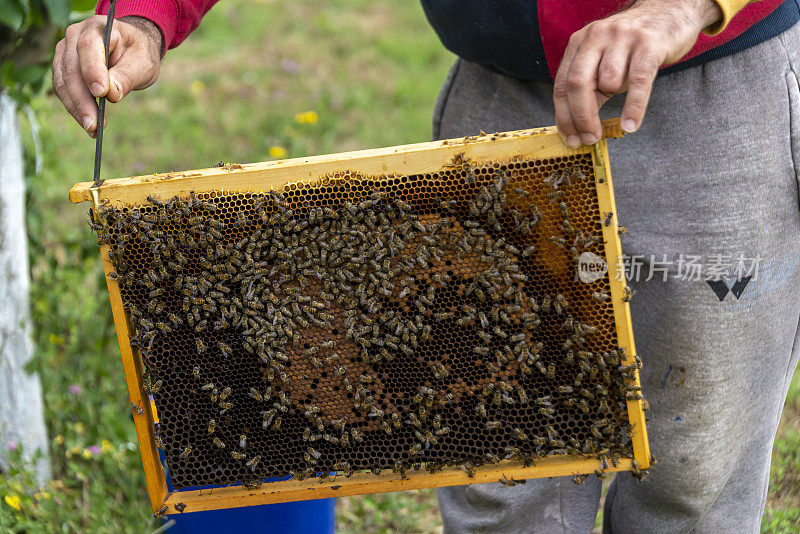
[{"x1": 70, "y1": 118, "x2": 648, "y2": 515}]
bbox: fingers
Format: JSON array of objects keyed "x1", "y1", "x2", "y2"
[
  {"x1": 62, "y1": 37, "x2": 100, "y2": 135},
  {"x1": 555, "y1": 23, "x2": 665, "y2": 145},
  {"x1": 564, "y1": 38, "x2": 605, "y2": 145},
  {"x1": 597, "y1": 41, "x2": 631, "y2": 96},
  {"x1": 53, "y1": 40, "x2": 77, "y2": 123},
  {"x1": 77, "y1": 18, "x2": 114, "y2": 99},
  {"x1": 553, "y1": 36, "x2": 582, "y2": 148},
  {"x1": 53, "y1": 15, "x2": 161, "y2": 134},
  {"x1": 620, "y1": 47, "x2": 661, "y2": 133},
  {"x1": 106, "y1": 22, "x2": 160, "y2": 103}
]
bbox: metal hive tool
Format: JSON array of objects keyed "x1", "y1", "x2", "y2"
[{"x1": 70, "y1": 118, "x2": 650, "y2": 515}]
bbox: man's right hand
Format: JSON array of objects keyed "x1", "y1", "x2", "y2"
[{"x1": 53, "y1": 15, "x2": 163, "y2": 137}]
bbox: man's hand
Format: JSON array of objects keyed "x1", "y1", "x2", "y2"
[
  {"x1": 53, "y1": 15, "x2": 163, "y2": 137},
  {"x1": 553, "y1": 0, "x2": 722, "y2": 147}
]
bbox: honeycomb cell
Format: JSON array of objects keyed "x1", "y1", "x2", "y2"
[{"x1": 95, "y1": 154, "x2": 640, "y2": 489}]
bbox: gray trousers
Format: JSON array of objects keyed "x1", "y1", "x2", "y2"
[{"x1": 434, "y1": 21, "x2": 800, "y2": 534}]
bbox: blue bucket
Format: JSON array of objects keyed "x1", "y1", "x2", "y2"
[{"x1": 158, "y1": 450, "x2": 336, "y2": 534}]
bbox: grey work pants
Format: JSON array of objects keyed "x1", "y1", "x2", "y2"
[{"x1": 434, "y1": 21, "x2": 800, "y2": 534}]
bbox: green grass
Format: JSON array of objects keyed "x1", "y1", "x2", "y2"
[{"x1": 4, "y1": 0, "x2": 798, "y2": 531}]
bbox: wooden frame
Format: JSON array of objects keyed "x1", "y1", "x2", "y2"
[{"x1": 70, "y1": 118, "x2": 649, "y2": 515}]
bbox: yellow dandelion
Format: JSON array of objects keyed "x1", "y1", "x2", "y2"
[
  {"x1": 81, "y1": 448, "x2": 92, "y2": 459},
  {"x1": 74, "y1": 422, "x2": 85, "y2": 434},
  {"x1": 101, "y1": 440, "x2": 114, "y2": 454},
  {"x1": 190, "y1": 80, "x2": 206, "y2": 95},
  {"x1": 294, "y1": 110, "x2": 318, "y2": 125},
  {"x1": 4, "y1": 495, "x2": 21, "y2": 511},
  {"x1": 268, "y1": 146, "x2": 288, "y2": 159},
  {"x1": 48, "y1": 334, "x2": 64, "y2": 345},
  {"x1": 54, "y1": 435, "x2": 64, "y2": 446}
]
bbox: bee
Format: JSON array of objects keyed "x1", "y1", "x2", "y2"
[
  {"x1": 196, "y1": 338, "x2": 207, "y2": 353},
  {"x1": 149, "y1": 379, "x2": 163, "y2": 395},
  {"x1": 154, "y1": 505, "x2": 168, "y2": 518},
  {"x1": 231, "y1": 451, "x2": 246, "y2": 460},
  {"x1": 130, "y1": 402, "x2": 144, "y2": 416},
  {"x1": 180, "y1": 446, "x2": 192, "y2": 459},
  {"x1": 512, "y1": 427, "x2": 527, "y2": 441},
  {"x1": 554, "y1": 294, "x2": 569, "y2": 314},
  {"x1": 603, "y1": 212, "x2": 613, "y2": 226},
  {"x1": 592, "y1": 291, "x2": 610, "y2": 302},
  {"x1": 622, "y1": 286, "x2": 636, "y2": 302},
  {"x1": 239, "y1": 434, "x2": 247, "y2": 449},
  {"x1": 512, "y1": 187, "x2": 529, "y2": 197},
  {"x1": 431, "y1": 362, "x2": 449, "y2": 379},
  {"x1": 485, "y1": 420, "x2": 502, "y2": 430},
  {"x1": 499, "y1": 475, "x2": 525, "y2": 487},
  {"x1": 208, "y1": 418, "x2": 216, "y2": 434},
  {"x1": 572, "y1": 474, "x2": 589, "y2": 485}
]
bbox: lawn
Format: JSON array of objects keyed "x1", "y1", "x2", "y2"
[{"x1": 4, "y1": 0, "x2": 799, "y2": 531}]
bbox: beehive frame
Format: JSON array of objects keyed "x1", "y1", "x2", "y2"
[{"x1": 70, "y1": 118, "x2": 648, "y2": 515}]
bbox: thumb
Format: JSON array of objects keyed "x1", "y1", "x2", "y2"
[{"x1": 106, "y1": 53, "x2": 159, "y2": 103}]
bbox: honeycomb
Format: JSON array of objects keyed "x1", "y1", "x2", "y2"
[{"x1": 93, "y1": 152, "x2": 642, "y2": 489}]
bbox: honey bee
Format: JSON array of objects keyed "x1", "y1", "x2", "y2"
[
  {"x1": 180, "y1": 446, "x2": 192, "y2": 459},
  {"x1": 572, "y1": 474, "x2": 589, "y2": 485},
  {"x1": 130, "y1": 402, "x2": 144, "y2": 416},
  {"x1": 622, "y1": 286, "x2": 636, "y2": 302},
  {"x1": 499, "y1": 474, "x2": 525, "y2": 487}
]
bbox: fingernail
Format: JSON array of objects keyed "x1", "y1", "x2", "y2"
[
  {"x1": 581, "y1": 133, "x2": 598, "y2": 145},
  {"x1": 82, "y1": 116, "x2": 94, "y2": 131},
  {"x1": 90, "y1": 83, "x2": 104, "y2": 97},
  {"x1": 112, "y1": 78, "x2": 123, "y2": 99},
  {"x1": 621, "y1": 119, "x2": 637, "y2": 133},
  {"x1": 566, "y1": 135, "x2": 581, "y2": 149}
]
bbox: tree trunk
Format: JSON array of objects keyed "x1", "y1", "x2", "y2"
[{"x1": 0, "y1": 92, "x2": 50, "y2": 484}]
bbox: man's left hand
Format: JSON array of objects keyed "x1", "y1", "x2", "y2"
[{"x1": 553, "y1": 0, "x2": 722, "y2": 147}]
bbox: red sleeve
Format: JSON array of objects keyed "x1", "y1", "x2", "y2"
[{"x1": 95, "y1": 0, "x2": 220, "y2": 54}]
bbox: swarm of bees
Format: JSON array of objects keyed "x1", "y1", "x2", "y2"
[{"x1": 93, "y1": 154, "x2": 647, "y2": 489}]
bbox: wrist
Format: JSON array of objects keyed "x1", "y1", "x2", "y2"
[
  {"x1": 628, "y1": 0, "x2": 723, "y2": 32},
  {"x1": 692, "y1": 0, "x2": 724, "y2": 29},
  {"x1": 119, "y1": 16, "x2": 165, "y2": 58}
]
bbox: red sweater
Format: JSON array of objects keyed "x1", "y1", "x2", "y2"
[{"x1": 96, "y1": 0, "x2": 785, "y2": 78}]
